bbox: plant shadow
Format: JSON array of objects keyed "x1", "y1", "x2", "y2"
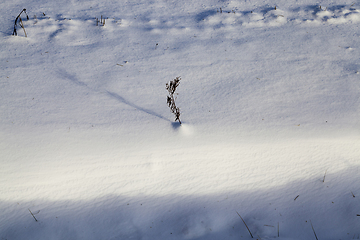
[
  {"x1": 171, "y1": 121, "x2": 181, "y2": 130},
  {"x1": 195, "y1": 10, "x2": 217, "y2": 22}
]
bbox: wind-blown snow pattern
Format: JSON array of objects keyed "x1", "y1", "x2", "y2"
[{"x1": 1, "y1": 0, "x2": 359, "y2": 239}]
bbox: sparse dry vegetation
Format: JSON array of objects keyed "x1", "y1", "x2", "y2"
[
  {"x1": 13, "y1": 8, "x2": 29, "y2": 37},
  {"x1": 166, "y1": 77, "x2": 181, "y2": 124}
]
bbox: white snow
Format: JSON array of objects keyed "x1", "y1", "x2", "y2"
[{"x1": 1, "y1": 0, "x2": 359, "y2": 239}]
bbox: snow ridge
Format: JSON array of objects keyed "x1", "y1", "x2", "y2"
[{"x1": 9, "y1": 4, "x2": 360, "y2": 40}]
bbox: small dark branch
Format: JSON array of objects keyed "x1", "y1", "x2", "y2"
[
  {"x1": 322, "y1": 169, "x2": 327, "y2": 182},
  {"x1": 294, "y1": 195, "x2": 299, "y2": 201},
  {"x1": 96, "y1": 16, "x2": 105, "y2": 26},
  {"x1": 28, "y1": 209, "x2": 38, "y2": 222},
  {"x1": 13, "y1": 8, "x2": 29, "y2": 36},
  {"x1": 236, "y1": 211, "x2": 253, "y2": 238},
  {"x1": 310, "y1": 220, "x2": 318, "y2": 240},
  {"x1": 277, "y1": 222, "x2": 279, "y2": 237},
  {"x1": 351, "y1": 191, "x2": 355, "y2": 198},
  {"x1": 357, "y1": 214, "x2": 360, "y2": 216}
]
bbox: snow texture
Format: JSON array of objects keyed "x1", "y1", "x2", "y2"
[{"x1": 1, "y1": 0, "x2": 359, "y2": 239}]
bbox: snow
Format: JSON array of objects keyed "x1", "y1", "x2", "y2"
[{"x1": 1, "y1": 0, "x2": 359, "y2": 239}]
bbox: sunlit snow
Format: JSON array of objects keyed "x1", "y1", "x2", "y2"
[{"x1": 1, "y1": 1, "x2": 359, "y2": 239}]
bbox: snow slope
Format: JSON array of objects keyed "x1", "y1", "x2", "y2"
[{"x1": 1, "y1": 0, "x2": 359, "y2": 239}]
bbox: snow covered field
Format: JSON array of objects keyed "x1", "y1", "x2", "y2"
[{"x1": 1, "y1": 0, "x2": 359, "y2": 239}]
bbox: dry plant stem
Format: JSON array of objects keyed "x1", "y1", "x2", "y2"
[
  {"x1": 19, "y1": 17, "x2": 27, "y2": 37},
  {"x1": 13, "y1": 8, "x2": 29, "y2": 36},
  {"x1": 101, "y1": 15, "x2": 105, "y2": 25},
  {"x1": 310, "y1": 220, "x2": 319, "y2": 240},
  {"x1": 166, "y1": 77, "x2": 181, "y2": 124},
  {"x1": 322, "y1": 169, "x2": 327, "y2": 182},
  {"x1": 28, "y1": 209, "x2": 38, "y2": 222},
  {"x1": 236, "y1": 211, "x2": 253, "y2": 238},
  {"x1": 96, "y1": 16, "x2": 105, "y2": 26}
]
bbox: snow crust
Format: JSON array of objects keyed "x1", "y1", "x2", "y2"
[{"x1": 1, "y1": 0, "x2": 359, "y2": 239}]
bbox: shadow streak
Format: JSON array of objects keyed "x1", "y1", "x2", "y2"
[
  {"x1": 56, "y1": 68, "x2": 88, "y2": 88},
  {"x1": 106, "y1": 90, "x2": 169, "y2": 121},
  {"x1": 195, "y1": 10, "x2": 217, "y2": 22},
  {"x1": 55, "y1": 68, "x2": 169, "y2": 122},
  {"x1": 1, "y1": 167, "x2": 359, "y2": 240}
]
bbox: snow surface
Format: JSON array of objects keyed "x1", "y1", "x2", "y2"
[{"x1": 1, "y1": 0, "x2": 360, "y2": 239}]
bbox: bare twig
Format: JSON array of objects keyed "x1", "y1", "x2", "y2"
[
  {"x1": 28, "y1": 209, "x2": 38, "y2": 222},
  {"x1": 310, "y1": 220, "x2": 318, "y2": 240},
  {"x1": 236, "y1": 211, "x2": 253, "y2": 238},
  {"x1": 322, "y1": 169, "x2": 327, "y2": 182},
  {"x1": 351, "y1": 191, "x2": 355, "y2": 198},
  {"x1": 13, "y1": 8, "x2": 29, "y2": 36},
  {"x1": 294, "y1": 195, "x2": 299, "y2": 201}
]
